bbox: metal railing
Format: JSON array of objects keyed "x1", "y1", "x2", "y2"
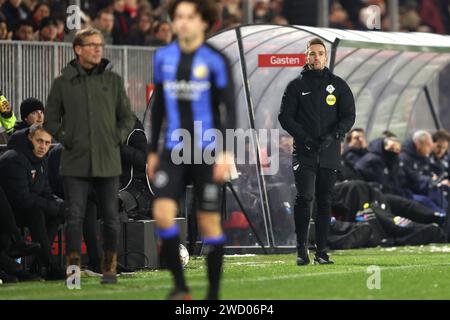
[{"x1": 0, "y1": 40, "x2": 157, "y2": 121}]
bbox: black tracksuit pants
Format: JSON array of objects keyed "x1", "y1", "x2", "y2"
[{"x1": 294, "y1": 164, "x2": 337, "y2": 253}]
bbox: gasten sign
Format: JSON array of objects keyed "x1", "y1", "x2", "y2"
[{"x1": 258, "y1": 54, "x2": 306, "y2": 67}]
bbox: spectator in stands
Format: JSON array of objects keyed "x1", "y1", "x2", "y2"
[
  {"x1": 222, "y1": 13, "x2": 241, "y2": 29},
  {"x1": 338, "y1": 0, "x2": 364, "y2": 29},
  {"x1": 22, "y1": 0, "x2": 38, "y2": 11},
  {"x1": 13, "y1": 97, "x2": 44, "y2": 133},
  {"x1": 0, "y1": 0, "x2": 30, "y2": 32},
  {"x1": 329, "y1": 0, "x2": 352, "y2": 29},
  {"x1": 400, "y1": 3, "x2": 422, "y2": 31},
  {"x1": 0, "y1": 13, "x2": 12, "y2": 39},
  {"x1": 283, "y1": 0, "x2": 317, "y2": 26},
  {"x1": 0, "y1": 93, "x2": 16, "y2": 143},
  {"x1": 94, "y1": 8, "x2": 114, "y2": 45},
  {"x1": 222, "y1": 0, "x2": 242, "y2": 23},
  {"x1": 342, "y1": 128, "x2": 368, "y2": 169},
  {"x1": 430, "y1": 129, "x2": 450, "y2": 177},
  {"x1": 124, "y1": 0, "x2": 138, "y2": 20},
  {"x1": 55, "y1": 17, "x2": 65, "y2": 41},
  {"x1": 418, "y1": 0, "x2": 447, "y2": 34},
  {"x1": 38, "y1": 16, "x2": 58, "y2": 41},
  {"x1": 253, "y1": 0, "x2": 273, "y2": 24},
  {"x1": 126, "y1": 10, "x2": 153, "y2": 46},
  {"x1": 0, "y1": 124, "x2": 66, "y2": 280},
  {"x1": 112, "y1": 0, "x2": 132, "y2": 44},
  {"x1": 271, "y1": 15, "x2": 288, "y2": 25},
  {"x1": 147, "y1": 20, "x2": 172, "y2": 46},
  {"x1": 30, "y1": 1, "x2": 49, "y2": 31},
  {"x1": 13, "y1": 19, "x2": 34, "y2": 40}
]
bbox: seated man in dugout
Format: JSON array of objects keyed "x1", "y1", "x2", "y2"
[{"x1": 0, "y1": 124, "x2": 66, "y2": 280}]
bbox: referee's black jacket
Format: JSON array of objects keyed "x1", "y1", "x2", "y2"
[{"x1": 278, "y1": 66, "x2": 356, "y2": 170}]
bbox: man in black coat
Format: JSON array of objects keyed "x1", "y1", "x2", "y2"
[
  {"x1": 12, "y1": 98, "x2": 45, "y2": 133},
  {"x1": 400, "y1": 131, "x2": 435, "y2": 177},
  {"x1": 355, "y1": 137, "x2": 411, "y2": 198},
  {"x1": 278, "y1": 37, "x2": 356, "y2": 265},
  {"x1": 0, "y1": 0, "x2": 30, "y2": 33},
  {"x1": 429, "y1": 129, "x2": 450, "y2": 177},
  {"x1": 400, "y1": 131, "x2": 450, "y2": 210},
  {"x1": 342, "y1": 127, "x2": 368, "y2": 169},
  {"x1": 0, "y1": 124, "x2": 65, "y2": 280}
]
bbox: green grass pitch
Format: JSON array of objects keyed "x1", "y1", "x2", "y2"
[{"x1": 1, "y1": 244, "x2": 450, "y2": 300}]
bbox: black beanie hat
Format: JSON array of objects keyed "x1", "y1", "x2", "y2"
[{"x1": 20, "y1": 98, "x2": 44, "y2": 121}]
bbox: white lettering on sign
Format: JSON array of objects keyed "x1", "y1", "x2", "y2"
[{"x1": 269, "y1": 56, "x2": 300, "y2": 65}]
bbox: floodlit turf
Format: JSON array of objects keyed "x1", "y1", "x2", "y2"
[{"x1": 1, "y1": 244, "x2": 450, "y2": 300}]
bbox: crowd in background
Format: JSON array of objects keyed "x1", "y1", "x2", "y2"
[{"x1": 1, "y1": 0, "x2": 449, "y2": 44}]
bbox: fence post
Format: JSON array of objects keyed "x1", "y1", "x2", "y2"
[
  {"x1": 16, "y1": 42, "x2": 22, "y2": 118},
  {"x1": 123, "y1": 47, "x2": 129, "y2": 91},
  {"x1": 54, "y1": 43, "x2": 59, "y2": 80}
]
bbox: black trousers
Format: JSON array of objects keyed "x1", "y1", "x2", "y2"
[
  {"x1": 63, "y1": 176, "x2": 119, "y2": 254},
  {"x1": 0, "y1": 186, "x2": 22, "y2": 252},
  {"x1": 14, "y1": 208, "x2": 61, "y2": 267},
  {"x1": 83, "y1": 198, "x2": 101, "y2": 269},
  {"x1": 384, "y1": 193, "x2": 442, "y2": 224},
  {"x1": 293, "y1": 164, "x2": 337, "y2": 253}
]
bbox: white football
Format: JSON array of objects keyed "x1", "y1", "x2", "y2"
[{"x1": 179, "y1": 244, "x2": 189, "y2": 268}]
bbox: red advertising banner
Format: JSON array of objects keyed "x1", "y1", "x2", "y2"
[{"x1": 258, "y1": 54, "x2": 306, "y2": 67}]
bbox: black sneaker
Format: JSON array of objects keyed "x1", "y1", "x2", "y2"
[
  {"x1": 314, "y1": 251, "x2": 334, "y2": 265},
  {"x1": 8, "y1": 241, "x2": 41, "y2": 258},
  {"x1": 167, "y1": 288, "x2": 192, "y2": 300},
  {"x1": 296, "y1": 246, "x2": 310, "y2": 266},
  {"x1": 296, "y1": 255, "x2": 310, "y2": 266},
  {"x1": 13, "y1": 270, "x2": 43, "y2": 282},
  {"x1": 0, "y1": 270, "x2": 19, "y2": 283}
]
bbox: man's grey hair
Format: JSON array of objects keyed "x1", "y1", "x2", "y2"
[
  {"x1": 412, "y1": 130, "x2": 432, "y2": 143},
  {"x1": 29, "y1": 123, "x2": 48, "y2": 137}
]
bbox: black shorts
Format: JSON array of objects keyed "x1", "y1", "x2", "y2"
[{"x1": 152, "y1": 152, "x2": 221, "y2": 212}]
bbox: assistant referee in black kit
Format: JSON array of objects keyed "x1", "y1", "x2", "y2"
[{"x1": 278, "y1": 38, "x2": 355, "y2": 265}]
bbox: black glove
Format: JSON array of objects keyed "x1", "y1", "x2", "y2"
[
  {"x1": 333, "y1": 130, "x2": 345, "y2": 141},
  {"x1": 304, "y1": 137, "x2": 319, "y2": 152},
  {"x1": 46, "y1": 198, "x2": 66, "y2": 221},
  {"x1": 318, "y1": 134, "x2": 334, "y2": 152}
]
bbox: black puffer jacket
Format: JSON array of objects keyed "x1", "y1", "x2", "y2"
[
  {"x1": 278, "y1": 66, "x2": 356, "y2": 169},
  {"x1": 0, "y1": 128, "x2": 61, "y2": 215},
  {"x1": 342, "y1": 146, "x2": 368, "y2": 169},
  {"x1": 355, "y1": 138, "x2": 411, "y2": 198},
  {"x1": 400, "y1": 138, "x2": 433, "y2": 177}
]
